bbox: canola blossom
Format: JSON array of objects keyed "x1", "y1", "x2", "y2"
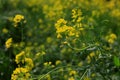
[
  {"x1": 13, "y1": 14, "x2": 24, "y2": 23},
  {"x1": 13, "y1": 14, "x2": 25, "y2": 27},
  {"x1": 11, "y1": 67, "x2": 30, "y2": 80},
  {"x1": 5, "y1": 38, "x2": 12, "y2": 49}
]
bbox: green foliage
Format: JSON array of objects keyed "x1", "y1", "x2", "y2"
[{"x1": 114, "y1": 56, "x2": 120, "y2": 67}]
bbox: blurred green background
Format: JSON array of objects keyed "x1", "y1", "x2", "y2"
[{"x1": 0, "y1": 0, "x2": 120, "y2": 80}]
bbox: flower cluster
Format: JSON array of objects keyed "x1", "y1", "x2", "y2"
[
  {"x1": 55, "y1": 18, "x2": 79, "y2": 39},
  {"x1": 55, "y1": 8, "x2": 85, "y2": 42},
  {"x1": 11, "y1": 67, "x2": 30, "y2": 80},
  {"x1": 11, "y1": 51, "x2": 34, "y2": 80}
]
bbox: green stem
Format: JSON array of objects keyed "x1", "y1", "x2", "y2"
[
  {"x1": 38, "y1": 65, "x2": 84, "y2": 80},
  {"x1": 67, "y1": 43, "x2": 96, "y2": 51},
  {"x1": 38, "y1": 66, "x2": 64, "y2": 80},
  {"x1": 80, "y1": 69, "x2": 88, "y2": 80},
  {"x1": 21, "y1": 27, "x2": 23, "y2": 42}
]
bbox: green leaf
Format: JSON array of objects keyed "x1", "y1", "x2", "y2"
[{"x1": 114, "y1": 56, "x2": 120, "y2": 67}]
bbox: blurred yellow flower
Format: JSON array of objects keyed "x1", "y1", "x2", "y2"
[
  {"x1": 57, "y1": 33, "x2": 62, "y2": 38},
  {"x1": 68, "y1": 77, "x2": 75, "y2": 80},
  {"x1": 78, "y1": 62, "x2": 83, "y2": 66},
  {"x1": 55, "y1": 60, "x2": 61, "y2": 65},
  {"x1": 44, "y1": 61, "x2": 52, "y2": 66},
  {"x1": 46, "y1": 74, "x2": 51, "y2": 80},
  {"x1": 84, "y1": 77, "x2": 91, "y2": 80},
  {"x1": 13, "y1": 14, "x2": 25, "y2": 27},
  {"x1": 25, "y1": 58, "x2": 34, "y2": 70},
  {"x1": 13, "y1": 14, "x2": 24, "y2": 23},
  {"x1": 91, "y1": 73, "x2": 95, "y2": 77},
  {"x1": 64, "y1": 75, "x2": 68, "y2": 79},
  {"x1": 105, "y1": 33, "x2": 117, "y2": 44},
  {"x1": 72, "y1": 9, "x2": 82, "y2": 23},
  {"x1": 15, "y1": 51, "x2": 25, "y2": 64},
  {"x1": 87, "y1": 52, "x2": 95, "y2": 63},
  {"x1": 5, "y1": 38, "x2": 12, "y2": 48},
  {"x1": 69, "y1": 70, "x2": 77, "y2": 76},
  {"x1": 46, "y1": 37, "x2": 52, "y2": 43},
  {"x1": 111, "y1": 9, "x2": 120, "y2": 18},
  {"x1": 110, "y1": 33, "x2": 117, "y2": 39},
  {"x1": 2, "y1": 28, "x2": 8, "y2": 34}
]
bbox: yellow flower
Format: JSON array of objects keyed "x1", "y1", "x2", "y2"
[
  {"x1": 15, "y1": 51, "x2": 34, "y2": 70},
  {"x1": 25, "y1": 58, "x2": 34, "y2": 70},
  {"x1": 108, "y1": 39, "x2": 114, "y2": 44},
  {"x1": 44, "y1": 62, "x2": 52, "y2": 66},
  {"x1": 110, "y1": 33, "x2": 117, "y2": 40},
  {"x1": 91, "y1": 73, "x2": 95, "y2": 77},
  {"x1": 5, "y1": 38, "x2": 12, "y2": 48},
  {"x1": 48, "y1": 62, "x2": 52, "y2": 65},
  {"x1": 15, "y1": 51, "x2": 25, "y2": 64},
  {"x1": 44, "y1": 62, "x2": 48, "y2": 66},
  {"x1": 84, "y1": 77, "x2": 91, "y2": 80},
  {"x1": 55, "y1": 60, "x2": 61, "y2": 65},
  {"x1": 46, "y1": 74, "x2": 51, "y2": 80},
  {"x1": 11, "y1": 67, "x2": 30, "y2": 80},
  {"x1": 55, "y1": 9, "x2": 84, "y2": 39},
  {"x1": 87, "y1": 52, "x2": 95, "y2": 63},
  {"x1": 57, "y1": 19, "x2": 67, "y2": 25},
  {"x1": 13, "y1": 14, "x2": 25, "y2": 27},
  {"x1": 2, "y1": 28, "x2": 8, "y2": 34},
  {"x1": 55, "y1": 19, "x2": 67, "y2": 31},
  {"x1": 111, "y1": 9, "x2": 120, "y2": 18},
  {"x1": 105, "y1": 33, "x2": 117, "y2": 44},
  {"x1": 46, "y1": 37, "x2": 52, "y2": 43},
  {"x1": 64, "y1": 75, "x2": 68, "y2": 79},
  {"x1": 72, "y1": 9, "x2": 82, "y2": 23},
  {"x1": 38, "y1": 18, "x2": 43, "y2": 23},
  {"x1": 68, "y1": 77, "x2": 75, "y2": 80},
  {"x1": 13, "y1": 14, "x2": 24, "y2": 23},
  {"x1": 69, "y1": 70, "x2": 77, "y2": 76},
  {"x1": 77, "y1": 17, "x2": 82, "y2": 23},
  {"x1": 57, "y1": 34, "x2": 62, "y2": 38},
  {"x1": 55, "y1": 19, "x2": 78, "y2": 38}
]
